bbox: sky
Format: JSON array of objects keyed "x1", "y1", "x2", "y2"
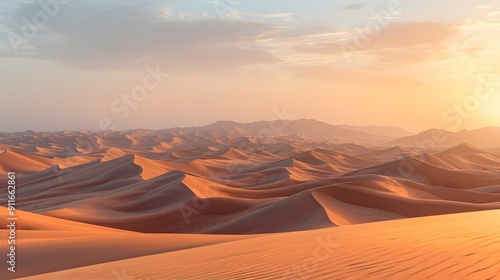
[{"x1": 0, "y1": 0, "x2": 499, "y2": 132}]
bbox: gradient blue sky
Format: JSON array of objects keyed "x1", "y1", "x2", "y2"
[{"x1": 0, "y1": 0, "x2": 499, "y2": 132}]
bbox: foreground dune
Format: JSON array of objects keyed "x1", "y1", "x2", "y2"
[
  {"x1": 18, "y1": 209, "x2": 500, "y2": 279},
  {"x1": 0, "y1": 208, "x2": 257, "y2": 279}
]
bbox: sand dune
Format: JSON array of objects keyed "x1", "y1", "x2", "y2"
[
  {"x1": 1, "y1": 129, "x2": 500, "y2": 278},
  {"x1": 0, "y1": 208, "x2": 255, "y2": 280},
  {"x1": 0, "y1": 150, "x2": 53, "y2": 174},
  {"x1": 18, "y1": 209, "x2": 500, "y2": 280},
  {"x1": 2, "y1": 131, "x2": 500, "y2": 234}
]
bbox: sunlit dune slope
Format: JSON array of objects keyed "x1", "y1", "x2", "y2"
[
  {"x1": 2, "y1": 130, "x2": 500, "y2": 234},
  {"x1": 19, "y1": 209, "x2": 500, "y2": 280}
]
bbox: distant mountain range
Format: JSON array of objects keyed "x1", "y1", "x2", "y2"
[
  {"x1": 165, "y1": 119, "x2": 415, "y2": 144},
  {"x1": 165, "y1": 119, "x2": 500, "y2": 149},
  {"x1": 337, "y1": 125, "x2": 414, "y2": 138},
  {"x1": 386, "y1": 127, "x2": 500, "y2": 149},
  {"x1": 11, "y1": 119, "x2": 500, "y2": 149}
]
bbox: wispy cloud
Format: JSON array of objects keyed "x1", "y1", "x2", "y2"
[
  {"x1": 293, "y1": 21, "x2": 460, "y2": 66},
  {"x1": 264, "y1": 13, "x2": 294, "y2": 19},
  {"x1": 342, "y1": 4, "x2": 364, "y2": 11},
  {"x1": 0, "y1": 1, "x2": 281, "y2": 72},
  {"x1": 0, "y1": 1, "x2": 495, "y2": 77}
]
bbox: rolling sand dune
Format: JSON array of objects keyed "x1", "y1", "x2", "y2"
[
  {"x1": 1, "y1": 128, "x2": 500, "y2": 278},
  {"x1": 0, "y1": 208, "x2": 256, "y2": 279},
  {"x1": 18, "y1": 209, "x2": 500, "y2": 280},
  {"x1": 3, "y1": 131, "x2": 500, "y2": 234},
  {"x1": 0, "y1": 150, "x2": 53, "y2": 174}
]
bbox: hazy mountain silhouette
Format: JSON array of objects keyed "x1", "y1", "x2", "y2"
[
  {"x1": 386, "y1": 127, "x2": 500, "y2": 149},
  {"x1": 171, "y1": 119, "x2": 409, "y2": 143},
  {"x1": 337, "y1": 125, "x2": 414, "y2": 138}
]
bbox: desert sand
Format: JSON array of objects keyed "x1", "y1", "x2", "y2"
[
  {"x1": 1, "y1": 125, "x2": 500, "y2": 279},
  {"x1": 18, "y1": 209, "x2": 500, "y2": 280}
]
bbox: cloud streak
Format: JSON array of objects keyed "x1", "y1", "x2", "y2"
[
  {"x1": 0, "y1": 1, "x2": 281, "y2": 72},
  {"x1": 292, "y1": 21, "x2": 460, "y2": 66},
  {"x1": 342, "y1": 4, "x2": 364, "y2": 11},
  {"x1": 0, "y1": 1, "x2": 493, "y2": 76}
]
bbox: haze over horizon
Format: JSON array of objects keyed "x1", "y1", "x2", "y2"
[
  {"x1": 3, "y1": 118, "x2": 500, "y2": 135},
  {"x1": 0, "y1": 0, "x2": 499, "y2": 132}
]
